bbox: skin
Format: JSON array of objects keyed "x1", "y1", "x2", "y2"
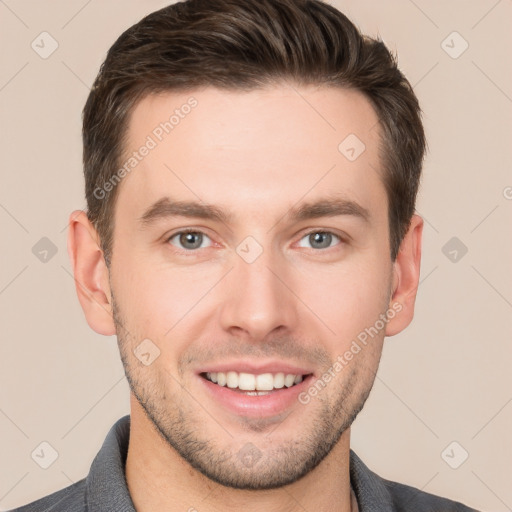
[{"x1": 68, "y1": 84, "x2": 423, "y2": 512}]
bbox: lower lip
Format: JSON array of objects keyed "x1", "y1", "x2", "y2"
[{"x1": 198, "y1": 374, "x2": 313, "y2": 418}]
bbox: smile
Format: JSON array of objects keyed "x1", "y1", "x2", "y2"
[
  {"x1": 198, "y1": 368, "x2": 314, "y2": 417},
  {"x1": 202, "y1": 371, "x2": 308, "y2": 394}
]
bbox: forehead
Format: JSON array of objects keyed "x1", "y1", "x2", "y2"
[{"x1": 116, "y1": 85, "x2": 385, "y2": 228}]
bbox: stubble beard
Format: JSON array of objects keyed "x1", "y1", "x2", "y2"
[{"x1": 111, "y1": 292, "x2": 380, "y2": 490}]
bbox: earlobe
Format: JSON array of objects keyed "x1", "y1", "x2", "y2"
[
  {"x1": 385, "y1": 214, "x2": 423, "y2": 337},
  {"x1": 67, "y1": 210, "x2": 116, "y2": 336}
]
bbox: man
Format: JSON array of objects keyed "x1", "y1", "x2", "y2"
[{"x1": 11, "y1": 0, "x2": 479, "y2": 510}]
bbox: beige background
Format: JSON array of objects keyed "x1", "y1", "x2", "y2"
[{"x1": 1, "y1": 1, "x2": 511, "y2": 510}]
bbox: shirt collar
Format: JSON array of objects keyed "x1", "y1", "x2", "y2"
[
  {"x1": 85, "y1": 415, "x2": 135, "y2": 511},
  {"x1": 349, "y1": 449, "x2": 394, "y2": 511},
  {"x1": 85, "y1": 415, "x2": 390, "y2": 512}
]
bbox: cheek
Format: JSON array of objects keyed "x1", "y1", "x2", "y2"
[
  {"x1": 295, "y1": 259, "x2": 391, "y2": 345},
  {"x1": 113, "y1": 257, "x2": 220, "y2": 342}
]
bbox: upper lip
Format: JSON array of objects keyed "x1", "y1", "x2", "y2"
[{"x1": 196, "y1": 360, "x2": 314, "y2": 376}]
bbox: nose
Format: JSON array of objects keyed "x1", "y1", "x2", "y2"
[{"x1": 218, "y1": 243, "x2": 299, "y2": 342}]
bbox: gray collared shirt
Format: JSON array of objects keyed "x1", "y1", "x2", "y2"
[{"x1": 9, "y1": 415, "x2": 479, "y2": 511}]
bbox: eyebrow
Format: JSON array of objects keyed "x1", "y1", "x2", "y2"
[
  {"x1": 289, "y1": 197, "x2": 370, "y2": 224},
  {"x1": 138, "y1": 195, "x2": 371, "y2": 228},
  {"x1": 138, "y1": 197, "x2": 233, "y2": 227}
]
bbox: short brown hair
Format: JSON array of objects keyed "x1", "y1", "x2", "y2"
[{"x1": 83, "y1": 0, "x2": 426, "y2": 265}]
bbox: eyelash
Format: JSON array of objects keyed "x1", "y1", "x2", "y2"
[{"x1": 165, "y1": 228, "x2": 346, "y2": 254}]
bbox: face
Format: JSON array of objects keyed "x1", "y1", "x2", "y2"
[{"x1": 109, "y1": 85, "x2": 396, "y2": 489}]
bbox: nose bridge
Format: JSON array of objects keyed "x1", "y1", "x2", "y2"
[{"x1": 219, "y1": 238, "x2": 297, "y2": 339}]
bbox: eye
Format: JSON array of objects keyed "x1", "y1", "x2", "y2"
[
  {"x1": 167, "y1": 230, "x2": 212, "y2": 251},
  {"x1": 297, "y1": 231, "x2": 342, "y2": 250}
]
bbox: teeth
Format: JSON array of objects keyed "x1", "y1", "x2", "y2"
[
  {"x1": 273, "y1": 372, "x2": 285, "y2": 389},
  {"x1": 226, "y1": 371, "x2": 238, "y2": 389},
  {"x1": 217, "y1": 372, "x2": 227, "y2": 386},
  {"x1": 256, "y1": 373, "x2": 274, "y2": 391},
  {"x1": 205, "y1": 371, "x2": 305, "y2": 391},
  {"x1": 284, "y1": 374, "x2": 295, "y2": 387},
  {"x1": 239, "y1": 373, "x2": 256, "y2": 391}
]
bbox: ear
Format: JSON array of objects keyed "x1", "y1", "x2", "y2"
[
  {"x1": 67, "y1": 210, "x2": 116, "y2": 336},
  {"x1": 385, "y1": 214, "x2": 423, "y2": 337}
]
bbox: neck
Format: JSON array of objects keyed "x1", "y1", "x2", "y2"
[{"x1": 125, "y1": 396, "x2": 354, "y2": 512}]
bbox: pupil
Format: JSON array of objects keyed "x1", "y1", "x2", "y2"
[
  {"x1": 310, "y1": 232, "x2": 331, "y2": 249},
  {"x1": 181, "y1": 232, "x2": 202, "y2": 249}
]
